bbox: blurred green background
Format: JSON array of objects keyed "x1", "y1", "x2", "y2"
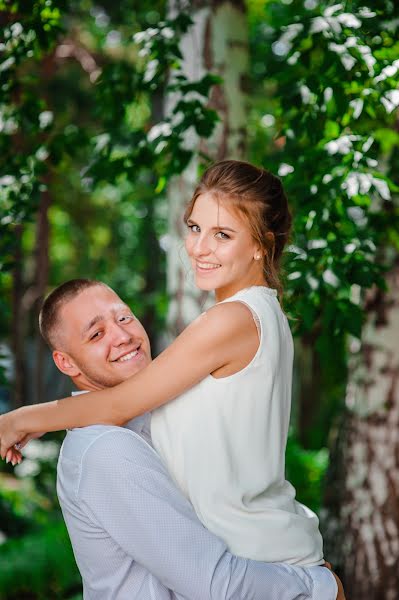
[{"x1": 1, "y1": 1, "x2": 398, "y2": 598}]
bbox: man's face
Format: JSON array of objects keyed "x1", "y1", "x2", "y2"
[{"x1": 54, "y1": 285, "x2": 151, "y2": 390}]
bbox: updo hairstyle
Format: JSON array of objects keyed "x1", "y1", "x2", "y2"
[{"x1": 184, "y1": 160, "x2": 292, "y2": 297}]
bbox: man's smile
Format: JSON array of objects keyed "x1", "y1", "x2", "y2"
[{"x1": 112, "y1": 346, "x2": 142, "y2": 363}]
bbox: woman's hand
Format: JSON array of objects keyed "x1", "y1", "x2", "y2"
[
  {"x1": 0, "y1": 408, "x2": 28, "y2": 459},
  {"x1": 4, "y1": 431, "x2": 45, "y2": 465},
  {"x1": 5, "y1": 446, "x2": 22, "y2": 466}
]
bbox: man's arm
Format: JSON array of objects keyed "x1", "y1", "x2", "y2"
[{"x1": 79, "y1": 430, "x2": 338, "y2": 600}]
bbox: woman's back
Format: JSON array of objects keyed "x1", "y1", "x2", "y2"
[{"x1": 151, "y1": 285, "x2": 324, "y2": 565}]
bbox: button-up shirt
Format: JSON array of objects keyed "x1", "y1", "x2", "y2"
[{"x1": 57, "y1": 413, "x2": 337, "y2": 599}]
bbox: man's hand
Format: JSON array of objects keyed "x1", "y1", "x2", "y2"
[
  {"x1": 324, "y1": 562, "x2": 346, "y2": 600},
  {"x1": 332, "y1": 571, "x2": 345, "y2": 600}
]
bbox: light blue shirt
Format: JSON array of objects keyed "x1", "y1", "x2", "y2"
[{"x1": 57, "y1": 415, "x2": 337, "y2": 599}]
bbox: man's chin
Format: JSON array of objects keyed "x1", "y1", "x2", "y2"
[
  {"x1": 77, "y1": 370, "x2": 132, "y2": 390},
  {"x1": 75, "y1": 354, "x2": 150, "y2": 390},
  {"x1": 110, "y1": 356, "x2": 150, "y2": 382}
]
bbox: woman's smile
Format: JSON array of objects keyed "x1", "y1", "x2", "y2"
[{"x1": 195, "y1": 261, "x2": 222, "y2": 272}]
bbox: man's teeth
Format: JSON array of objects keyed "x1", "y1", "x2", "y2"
[
  {"x1": 197, "y1": 262, "x2": 221, "y2": 270},
  {"x1": 118, "y1": 350, "x2": 138, "y2": 362}
]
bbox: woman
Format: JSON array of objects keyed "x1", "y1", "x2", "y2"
[{"x1": 1, "y1": 160, "x2": 324, "y2": 565}]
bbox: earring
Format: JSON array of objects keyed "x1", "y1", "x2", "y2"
[{"x1": 255, "y1": 255, "x2": 261, "y2": 260}]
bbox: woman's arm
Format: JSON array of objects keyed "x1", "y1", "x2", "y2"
[{"x1": 0, "y1": 302, "x2": 258, "y2": 458}]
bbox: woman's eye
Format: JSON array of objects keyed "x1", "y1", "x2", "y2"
[
  {"x1": 188, "y1": 224, "x2": 200, "y2": 233},
  {"x1": 216, "y1": 231, "x2": 230, "y2": 240},
  {"x1": 90, "y1": 331, "x2": 102, "y2": 340}
]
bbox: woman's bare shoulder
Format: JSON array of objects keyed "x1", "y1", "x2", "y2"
[{"x1": 187, "y1": 299, "x2": 257, "y2": 340}]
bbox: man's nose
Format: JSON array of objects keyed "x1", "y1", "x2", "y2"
[{"x1": 110, "y1": 322, "x2": 132, "y2": 345}]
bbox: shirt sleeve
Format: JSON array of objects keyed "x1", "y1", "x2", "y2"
[{"x1": 78, "y1": 430, "x2": 337, "y2": 600}]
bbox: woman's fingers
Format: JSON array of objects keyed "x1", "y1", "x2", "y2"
[
  {"x1": 1, "y1": 430, "x2": 45, "y2": 464},
  {"x1": 0, "y1": 433, "x2": 20, "y2": 459},
  {"x1": 5, "y1": 447, "x2": 22, "y2": 466}
]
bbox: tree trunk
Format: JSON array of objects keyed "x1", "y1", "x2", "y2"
[
  {"x1": 140, "y1": 91, "x2": 165, "y2": 353},
  {"x1": 294, "y1": 336, "x2": 323, "y2": 447},
  {"x1": 323, "y1": 259, "x2": 399, "y2": 600},
  {"x1": 32, "y1": 188, "x2": 51, "y2": 404},
  {"x1": 166, "y1": 0, "x2": 248, "y2": 336},
  {"x1": 139, "y1": 195, "x2": 162, "y2": 352},
  {"x1": 11, "y1": 225, "x2": 26, "y2": 409}
]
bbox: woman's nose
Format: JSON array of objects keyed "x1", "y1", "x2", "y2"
[{"x1": 192, "y1": 234, "x2": 214, "y2": 256}]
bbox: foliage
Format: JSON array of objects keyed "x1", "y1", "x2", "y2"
[
  {"x1": 0, "y1": 436, "x2": 61, "y2": 535},
  {"x1": 0, "y1": 520, "x2": 80, "y2": 599},
  {"x1": 0, "y1": 475, "x2": 43, "y2": 538},
  {"x1": 0, "y1": 2, "x2": 220, "y2": 271},
  {"x1": 0, "y1": 0, "x2": 221, "y2": 358},
  {"x1": 1, "y1": 2, "x2": 399, "y2": 595},
  {"x1": 87, "y1": 12, "x2": 221, "y2": 187},
  {"x1": 249, "y1": 1, "x2": 399, "y2": 375},
  {"x1": 0, "y1": 6, "x2": 222, "y2": 593},
  {"x1": 13, "y1": 436, "x2": 61, "y2": 501},
  {"x1": 0, "y1": 0, "x2": 70, "y2": 276},
  {"x1": 0, "y1": 437, "x2": 79, "y2": 598},
  {"x1": 285, "y1": 434, "x2": 329, "y2": 513}
]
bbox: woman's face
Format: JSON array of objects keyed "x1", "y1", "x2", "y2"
[{"x1": 184, "y1": 192, "x2": 265, "y2": 301}]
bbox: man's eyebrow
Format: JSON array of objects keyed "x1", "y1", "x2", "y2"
[
  {"x1": 81, "y1": 305, "x2": 133, "y2": 337},
  {"x1": 186, "y1": 218, "x2": 237, "y2": 233},
  {"x1": 82, "y1": 315, "x2": 103, "y2": 337}
]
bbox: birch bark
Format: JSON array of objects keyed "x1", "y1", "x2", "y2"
[
  {"x1": 166, "y1": 0, "x2": 248, "y2": 336},
  {"x1": 324, "y1": 259, "x2": 399, "y2": 600}
]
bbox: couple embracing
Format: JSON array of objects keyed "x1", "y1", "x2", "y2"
[{"x1": 0, "y1": 160, "x2": 344, "y2": 599}]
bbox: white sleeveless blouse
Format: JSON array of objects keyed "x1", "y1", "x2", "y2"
[{"x1": 151, "y1": 286, "x2": 324, "y2": 565}]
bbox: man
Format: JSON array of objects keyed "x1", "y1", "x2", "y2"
[{"x1": 18, "y1": 279, "x2": 342, "y2": 599}]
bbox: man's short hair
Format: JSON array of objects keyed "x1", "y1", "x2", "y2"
[{"x1": 39, "y1": 279, "x2": 109, "y2": 350}]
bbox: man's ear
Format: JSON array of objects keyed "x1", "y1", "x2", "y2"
[{"x1": 53, "y1": 350, "x2": 81, "y2": 377}]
